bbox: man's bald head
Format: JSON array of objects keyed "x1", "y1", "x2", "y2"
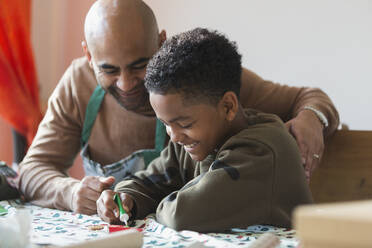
[
  {"x1": 84, "y1": 0, "x2": 159, "y2": 53},
  {"x1": 82, "y1": 0, "x2": 165, "y2": 114}
]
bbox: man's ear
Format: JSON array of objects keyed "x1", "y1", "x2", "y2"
[
  {"x1": 81, "y1": 40, "x2": 93, "y2": 67},
  {"x1": 220, "y1": 91, "x2": 239, "y2": 122},
  {"x1": 158, "y1": 30, "x2": 167, "y2": 48}
]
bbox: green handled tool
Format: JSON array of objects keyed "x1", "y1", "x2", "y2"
[
  {"x1": 0, "y1": 205, "x2": 8, "y2": 216},
  {"x1": 114, "y1": 193, "x2": 129, "y2": 226}
]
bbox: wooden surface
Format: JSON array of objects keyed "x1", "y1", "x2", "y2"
[
  {"x1": 310, "y1": 130, "x2": 372, "y2": 203},
  {"x1": 294, "y1": 200, "x2": 372, "y2": 248}
]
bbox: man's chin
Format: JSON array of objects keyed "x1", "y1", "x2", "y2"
[
  {"x1": 114, "y1": 94, "x2": 154, "y2": 116},
  {"x1": 107, "y1": 86, "x2": 154, "y2": 116}
]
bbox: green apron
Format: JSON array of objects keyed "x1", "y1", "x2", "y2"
[{"x1": 80, "y1": 85, "x2": 166, "y2": 186}]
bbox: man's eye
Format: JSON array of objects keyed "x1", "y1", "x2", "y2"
[
  {"x1": 131, "y1": 63, "x2": 147, "y2": 70},
  {"x1": 103, "y1": 69, "x2": 119, "y2": 75}
]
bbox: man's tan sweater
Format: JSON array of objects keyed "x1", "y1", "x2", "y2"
[{"x1": 18, "y1": 57, "x2": 338, "y2": 211}]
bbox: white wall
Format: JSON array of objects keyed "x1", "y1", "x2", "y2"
[
  {"x1": 31, "y1": 0, "x2": 95, "y2": 106},
  {"x1": 22, "y1": 0, "x2": 369, "y2": 176},
  {"x1": 30, "y1": 0, "x2": 95, "y2": 179},
  {"x1": 145, "y1": 0, "x2": 372, "y2": 130}
]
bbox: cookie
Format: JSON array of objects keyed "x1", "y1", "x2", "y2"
[{"x1": 88, "y1": 224, "x2": 105, "y2": 231}]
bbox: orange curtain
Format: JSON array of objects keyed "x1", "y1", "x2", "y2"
[{"x1": 0, "y1": 0, "x2": 42, "y2": 146}]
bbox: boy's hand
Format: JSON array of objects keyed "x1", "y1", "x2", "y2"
[
  {"x1": 72, "y1": 176, "x2": 115, "y2": 215},
  {"x1": 97, "y1": 190, "x2": 134, "y2": 224}
]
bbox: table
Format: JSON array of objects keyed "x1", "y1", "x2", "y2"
[{"x1": 0, "y1": 200, "x2": 299, "y2": 247}]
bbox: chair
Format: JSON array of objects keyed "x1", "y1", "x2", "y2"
[
  {"x1": 11, "y1": 128, "x2": 27, "y2": 170},
  {"x1": 0, "y1": 129, "x2": 25, "y2": 200},
  {"x1": 310, "y1": 130, "x2": 372, "y2": 203}
]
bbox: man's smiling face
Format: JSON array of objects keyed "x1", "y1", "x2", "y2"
[
  {"x1": 88, "y1": 27, "x2": 157, "y2": 113},
  {"x1": 150, "y1": 92, "x2": 229, "y2": 161},
  {"x1": 90, "y1": 51, "x2": 150, "y2": 112},
  {"x1": 83, "y1": 0, "x2": 165, "y2": 114}
]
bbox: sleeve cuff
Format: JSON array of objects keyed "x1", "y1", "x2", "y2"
[{"x1": 303, "y1": 105, "x2": 329, "y2": 129}]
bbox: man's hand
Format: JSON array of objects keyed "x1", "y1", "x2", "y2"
[
  {"x1": 72, "y1": 176, "x2": 115, "y2": 215},
  {"x1": 97, "y1": 190, "x2": 134, "y2": 224},
  {"x1": 285, "y1": 110, "x2": 325, "y2": 182}
]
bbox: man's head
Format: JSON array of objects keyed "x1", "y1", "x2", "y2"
[
  {"x1": 82, "y1": 0, "x2": 166, "y2": 114},
  {"x1": 145, "y1": 28, "x2": 242, "y2": 161}
]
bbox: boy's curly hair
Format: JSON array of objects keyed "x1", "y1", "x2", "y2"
[{"x1": 145, "y1": 28, "x2": 242, "y2": 105}]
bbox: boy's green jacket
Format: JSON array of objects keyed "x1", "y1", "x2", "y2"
[{"x1": 115, "y1": 109, "x2": 313, "y2": 232}]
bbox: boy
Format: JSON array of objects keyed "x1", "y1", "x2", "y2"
[{"x1": 97, "y1": 28, "x2": 312, "y2": 232}]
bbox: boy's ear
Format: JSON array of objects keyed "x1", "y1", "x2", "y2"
[
  {"x1": 81, "y1": 40, "x2": 93, "y2": 67},
  {"x1": 220, "y1": 91, "x2": 239, "y2": 121}
]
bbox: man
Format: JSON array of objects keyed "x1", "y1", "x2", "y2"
[{"x1": 18, "y1": 0, "x2": 339, "y2": 215}]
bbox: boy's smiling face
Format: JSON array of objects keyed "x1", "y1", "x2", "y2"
[{"x1": 150, "y1": 92, "x2": 229, "y2": 161}]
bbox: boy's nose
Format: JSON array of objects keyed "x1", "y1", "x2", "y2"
[{"x1": 167, "y1": 127, "x2": 184, "y2": 144}]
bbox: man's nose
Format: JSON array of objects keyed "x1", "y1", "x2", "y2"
[{"x1": 116, "y1": 72, "x2": 136, "y2": 92}]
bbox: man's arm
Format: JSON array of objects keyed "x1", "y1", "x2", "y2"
[
  {"x1": 240, "y1": 68, "x2": 339, "y2": 135},
  {"x1": 18, "y1": 62, "x2": 114, "y2": 214},
  {"x1": 240, "y1": 68, "x2": 340, "y2": 179},
  {"x1": 17, "y1": 65, "x2": 82, "y2": 211}
]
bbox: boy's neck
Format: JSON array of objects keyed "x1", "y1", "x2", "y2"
[
  {"x1": 218, "y1": 104, "x2": 248, "y2": 150},
  {"x1": 230, "y1": 105, "x2": 249, "y2": 135}
]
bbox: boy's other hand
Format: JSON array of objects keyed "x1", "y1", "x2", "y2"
[
  {"x1": 72, "y1": 176, "x2": 115, "y2": 215},
  {"x1": 97, "y1": 190, "x2": 134, "y2": 224}
]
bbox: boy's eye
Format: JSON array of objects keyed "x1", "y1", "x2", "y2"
[{"x1": 179, "y1": 122, "x2": 194, "y2": 129}]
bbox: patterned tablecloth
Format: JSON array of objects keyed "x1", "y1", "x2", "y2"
[{"x1": 0, "y1": 200, "x2": 299, "y2": 248}]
